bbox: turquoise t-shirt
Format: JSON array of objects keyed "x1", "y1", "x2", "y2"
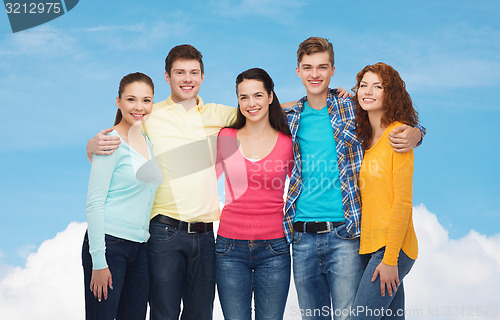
[{"x1": 294, "y1": 101, "x2": 344, "y2": 222}]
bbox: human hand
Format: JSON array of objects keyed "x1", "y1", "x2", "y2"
[
  {"x1": 388, "y1": 124, "x2": 421, "y2": 153},
  {"x1": 87, "y1": 127, "x2": 121, "y2": 161},
  {"x1": 336, "y1": 87, "x2": 353, "y2": 99},
  {"x1": 372, "y1": 261, "x2": 399, "y2": 297},
  {"x1": 90, "y1": 268, "x2": 113, "y2": 302}
]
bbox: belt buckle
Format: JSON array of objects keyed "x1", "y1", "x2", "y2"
[
  {"x1": 187, "y1": 223, "x2": 197, "y2": 234},
  {"x1": 316, "y1": 222, "x2": 331, "y2": 234}
]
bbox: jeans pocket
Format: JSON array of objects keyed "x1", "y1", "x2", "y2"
[
  {"x1": 215, "y1": 237, "x2": 232, "y2": 256},
  {"x1": 267, "y1": 238, "x2": 290, "y2": 255},
  {"x1": 149, "y1": 223, "x2": 177, "y2": 242},
  {"x1": 292, "y1": 231, "x2": 304, "y2": 245},
  {"x1": 334, "y1": 224, "x2": 356, "y2": 240},
  {"x1": 105, "y1": 234, "x2": 125, "y2": 245}
]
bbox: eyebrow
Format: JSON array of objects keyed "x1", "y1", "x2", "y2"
[
  {"x1": 172, "y1": 68, "x2": 201, "y2": 72},
  {"x1": 239, "y1": 91, "x2": 265, "y2": 96},
  {"x1": 360, "y1": 80, "x2": 382, "y2": 84}
]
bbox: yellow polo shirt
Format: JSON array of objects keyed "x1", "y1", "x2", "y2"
[{"x1": 143, "y1": 96, "x2": 237, "y2": 222}]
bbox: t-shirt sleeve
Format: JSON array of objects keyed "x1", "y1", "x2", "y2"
[
  {"x1": 217, "y1": 104, "x2": 238, "y2": 127},
  {"x1": 86, "y1": 152, "x2": 117, "y2": 270}
]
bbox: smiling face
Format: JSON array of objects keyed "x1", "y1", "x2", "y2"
[
  {"x1": 165, "y1": 58, "x2": 204, "y2": 103},
  {"x1": 357, "y1": 71, "x2": 384, "y2": 114},
  {"x1": 237, "y1": 79, "x2": 273, "y2": 125},
  {"x1": 116, "y1": 81, "x2": 154, "y2": 127},
  {"x1": 296, "y1": 51, "x2": 335, "y2": 98}
]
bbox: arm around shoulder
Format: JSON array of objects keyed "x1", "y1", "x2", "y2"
[{"x1": 86, "y1": 127, "x2": 121, "y2": 162}]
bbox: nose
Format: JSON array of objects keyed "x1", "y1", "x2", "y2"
[{"x1": 311, "y1": 68, "x2": 319, "y2": 78}]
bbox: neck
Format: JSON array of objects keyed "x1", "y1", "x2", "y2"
[
  {"x1": 172, "y1": 97, "x2": 197, "y2": 111},
  {"x1": 306, "y1": 91, "x2": 328, "y2": 110},
  {"x1": 368, "y1": 110, "x2": 386, "y2": 137},
  {"x1": 239, "y1": 118, "x2": 275, "y2": 136},
  {"x1": 115, "y1": 120, "x2": 141, "y2": 137}
]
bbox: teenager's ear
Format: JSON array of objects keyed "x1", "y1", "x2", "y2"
[
  {"x1": 116, "y1": 97, "x2": 121, "y2": 109},
  {"x1": 296, "y1": 66, "x2": 300, "y2": 77},
  {"x1": 165, "y1": 71, "x2": 171, "y2": 85}
]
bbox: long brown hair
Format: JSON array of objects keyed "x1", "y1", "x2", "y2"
[
  {"x1": 353, "y1": 62, "x2": 418, "y2": 149},
  {"x1": 230, "y1": 68, "x2": 290, "y2": 136},
  {"x1": 114, "y1": 72, "x2": 154, "y2": 125}
]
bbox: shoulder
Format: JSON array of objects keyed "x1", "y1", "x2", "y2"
[{"x1": 218, "y1": 127, "x2": 236, "y2": 137}]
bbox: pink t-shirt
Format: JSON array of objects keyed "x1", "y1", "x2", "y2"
[{"x1": 216, "y1": 128, "x2": 294, "y2": 240}]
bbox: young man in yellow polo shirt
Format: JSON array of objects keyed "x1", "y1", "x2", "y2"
[{"x1": 87, "y1": 45, "x2": 236, "y2": 320}]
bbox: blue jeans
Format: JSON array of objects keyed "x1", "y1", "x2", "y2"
[
  {"x1": 147, "y1": 221, "x2": 216, "y2": 320},
  {"x1": 82, "y1": 232, "x2": 149, "y2": 320},
  {"x1": 353, "y1": 248, "x2": 415, "y2": 320},
  {"x1": 215, "y1": 236, "x2": 291, "y2": 320},
  {"x1": 292, "y1": 223, "x2": 363, "y2": 320}
]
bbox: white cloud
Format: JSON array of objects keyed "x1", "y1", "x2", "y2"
[
  {"x1": 405, "y1": 205, "x2": 500, "y2": 320},
  {"x1": 0, "y1": 222, "x2": 86, "y2": 320},
  {"x1": 1, "y1": 206, "x2": 499, "y2": 319}
]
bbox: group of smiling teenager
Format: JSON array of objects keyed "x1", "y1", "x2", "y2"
[{"x1": 83, "y1": 37, "x2": 425, "y2": 320}]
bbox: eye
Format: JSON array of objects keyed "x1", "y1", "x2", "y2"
[
  {"x1": 256, "y1": 94, "x2": 263, "y2": 98},
  {"x1": 144, "y1": 99, "x2": 151, "y2": 103},
  {"x1": 376, "y1": 85, "x2": 383, "y2": 89},
  {"x1": 127, "y1": 98, "x2": 135, "y2": 102},
  {"x1": 360, "y1": 84, "x2": 367, "y2": 88}
]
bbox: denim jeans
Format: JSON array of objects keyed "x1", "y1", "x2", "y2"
[
  {"x1": 215, "y1": 236, "x2": 291, "y2": 320},
  {"x1": 292, "y1": 223, "x2": 363, "y2": 320},
  {"x1": 353, "y1": 248, "x2": 415, "y2": 320},
  {"x1": 147, "y1": 220, "x2": 216, "y2": 320},
  {"x1": 82, "y1": 232, "x2": 149, "y2": 320}
]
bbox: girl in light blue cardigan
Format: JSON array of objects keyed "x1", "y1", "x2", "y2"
[{"x1": 82, "y1": 72, "x2": 161, "y2": 320}]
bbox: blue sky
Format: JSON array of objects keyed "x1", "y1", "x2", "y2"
[{"x1": 0, "y1": 0, "x2": 499, "y2": 270}]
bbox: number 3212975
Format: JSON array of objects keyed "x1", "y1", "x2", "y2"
[{"x1": 5, "y1": 2, "x2": 62, "y2": 14}]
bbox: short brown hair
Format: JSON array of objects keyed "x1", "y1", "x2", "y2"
[
  {"x1": 164, "y1": 44, "x2": 204, "y2": 76},
  {"x1": 297, "y1": 37, "x2": 334, "y2": 67}
]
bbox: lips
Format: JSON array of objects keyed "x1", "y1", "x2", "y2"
[
  {"x1": 309, "y1": 80, "x2": 322, "y2": 86},
  {"x1": 131, "y1": 113, "x2": 145, "y2": 120},
  {"x1": 180, "y1": 86, "x2": 194, "y2": 91},
  {"x1": 247, "y1": 108, "x2": 261, "y2": 115}
]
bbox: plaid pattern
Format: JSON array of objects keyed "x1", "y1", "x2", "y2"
[{"x1": 283, "y1": 89, "x2": 363, "y2": 243}]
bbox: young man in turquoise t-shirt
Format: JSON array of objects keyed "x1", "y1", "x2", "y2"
[{"x1": 282, "y1": 37, "x2": 425, "y2": 320}]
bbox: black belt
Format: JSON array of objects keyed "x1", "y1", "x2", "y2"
[
  {"x1": 151, "y1": 215, "x2": 213, "y2": 234},
  {"x1": 293, "y1": 221, "x2": 345, "y2": 233}
]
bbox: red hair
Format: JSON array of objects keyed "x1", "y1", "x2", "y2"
[{"x1": 353, "y1": 62, "x2": 418, "y2": 149}]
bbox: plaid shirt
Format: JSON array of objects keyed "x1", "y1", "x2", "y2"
[
  {"x1": 282, "y1": 89, "x2": 427, "y2": 244},
  {"x1": 283, "y1": 89, "x2": 363, "y2": 243}
]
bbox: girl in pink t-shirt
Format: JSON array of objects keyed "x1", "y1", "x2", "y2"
[{"x1": 215, "y1": 68, "x2": 293, "y2": 320}]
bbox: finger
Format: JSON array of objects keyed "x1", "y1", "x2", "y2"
[
  {"x1": 97, "y1": 285, "x2": 102, "y2": 302},
  {"x1": 387, "y1": 282, "x2": 393, "y2": 297},
  {"x1": 100, "y1": 127, "x2": 115, "y2": 135},
  {"x1": 371, "y1": 269, "x2": 379, "y2": 282},
  {"x1": 95, "y1": 149, "x2": 116, "y2": 156},
  {"x1": 103, "y1": 285, "x2": 108, "y2": 301},
  {"x1": 380, "y1": 281, "x2": 386, "y2": 297},
  {"x1": 396, "y1": 277, "x2": 400, "y2": 287},
  {"x1": 388, "y1": 133, "x2": 407, "y2": 142},
  {"x1": 393, "y1": 147, "x2": 412, "y2": 153},
  {"x1": 392, "y1": 124, "x2": 409, "y2": 133},
  {"x1": 391, "y1": 280, "x2": 398, "y2": 295},
  {"x1": 109, "y1": 274, "x2": 113, "y2": 292},
  {"x1": 98, "y1": 138, "x2": 121, "y2": 146}
]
